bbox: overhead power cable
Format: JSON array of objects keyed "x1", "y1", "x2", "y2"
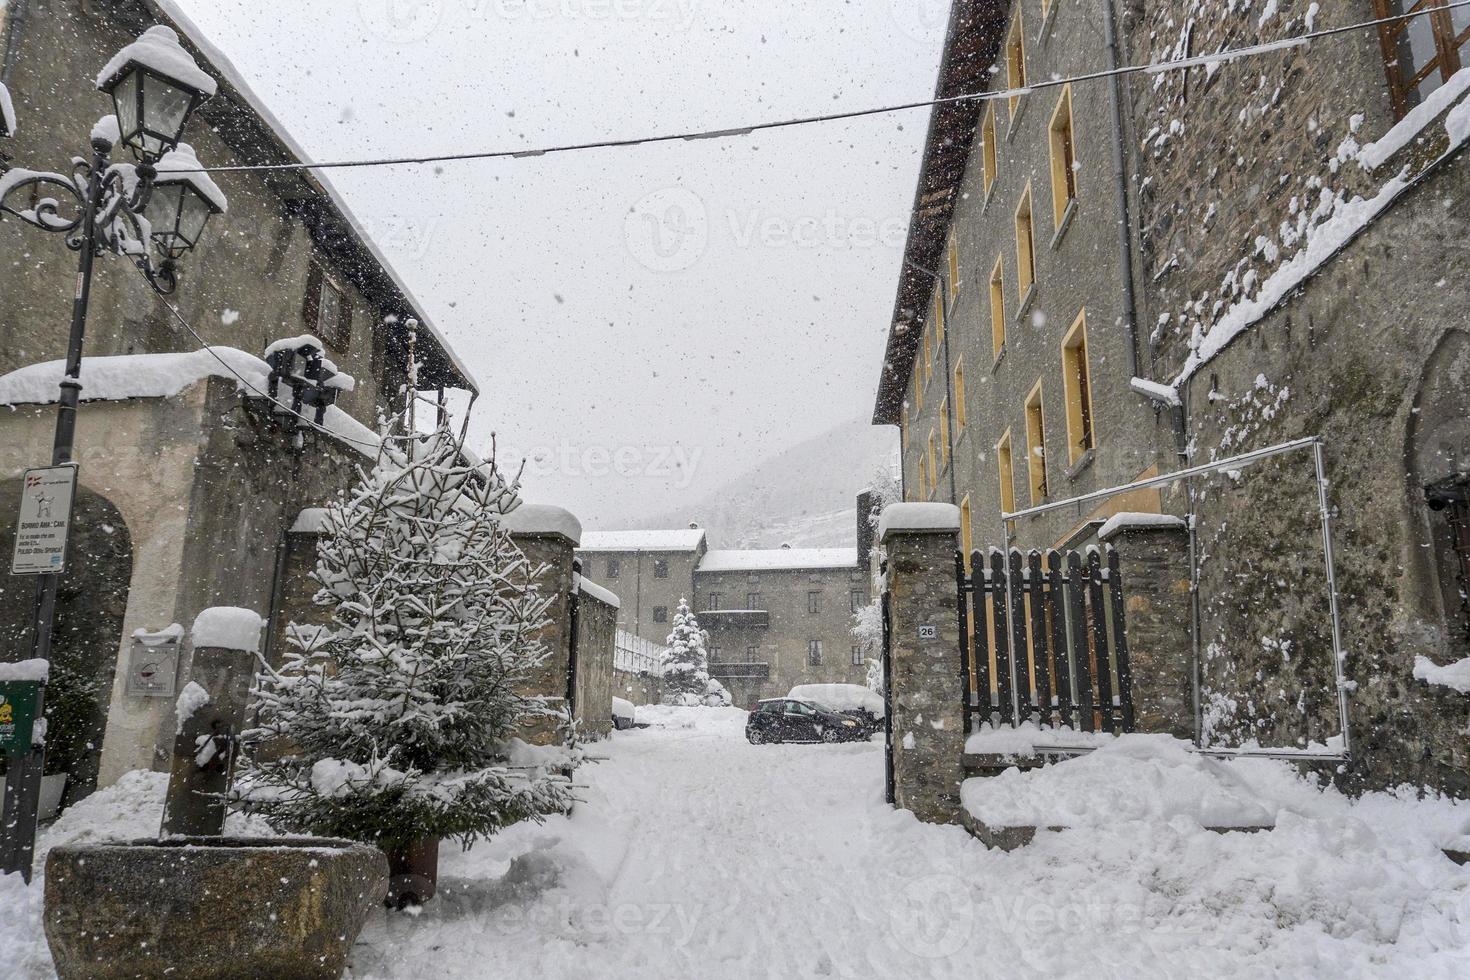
[{"x1": 174, "y1": 1, "x2": 1470, "y2": 177}]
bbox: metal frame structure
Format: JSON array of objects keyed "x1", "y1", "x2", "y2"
[{"x1": 998, "y1": 436, "x2": 1353, "y2": 762}]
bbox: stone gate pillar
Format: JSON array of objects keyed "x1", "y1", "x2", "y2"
[
  {"x1": 880, "y1": 503, "x2": 965, "y2": 825},
  {"x1": 1099, "y1": 518, "x2": 1193, "y2": 738},
  {"x1": 503, "y1": 504, "x2": 582, "y2": 746}
]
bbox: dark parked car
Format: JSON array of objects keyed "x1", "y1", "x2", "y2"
[{"x1": 746, "y1": 698, "x2": 866, "y2": 744}]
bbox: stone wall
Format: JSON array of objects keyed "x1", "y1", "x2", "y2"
[
  {"x1": 572, "y1": 588, "x2": 617, "y2": 740},
  {"x1": 612, "y1": 668, "x2": 661, "y2": 707},
  {"x1": 510, "y1": 530, "x2": 577, "y2": 747}
]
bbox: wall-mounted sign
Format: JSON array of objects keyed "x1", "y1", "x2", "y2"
[
  {"x1": 125, "y1": 632, "x2": 181, "y2": 698},
  {"x1": 0, "y1": 683, "x2": 41, "y2": 757},
  {"x1": 10, "y1": 465, "x2": 79, "y2": 575},
  {"x1": 917, "y1": 624, "x2": 938, "y2": 640}
]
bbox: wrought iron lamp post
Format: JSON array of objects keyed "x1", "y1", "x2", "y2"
[{"x1": 0, "y1": 27, "x2": 223, "y2": 689}]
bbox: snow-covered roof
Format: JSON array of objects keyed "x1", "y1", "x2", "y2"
[
  {"x1": 1097, "y1": 512, "x2": 1187, "y2": 541},
  {"x1": 0, "y1": 349, "x2": 380, "y2": 457},
  {"x1": 144, "y1": 1, "x2": 479, "y2": 394},
  {"x1": 698, "y1": 548, "x2": 858, "y2": 573},
  {"x1": 574, "y1": 574, "x2": 621, "y2": 610},
  {"x1": 579, "y1": 529, "x2": 707, "y2": 553},
  {"x1": 502, "y1": 504, "x2": 582, "y2": 544}
]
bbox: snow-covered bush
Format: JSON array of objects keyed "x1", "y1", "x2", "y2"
[
  {"x1": 851, "y1": 600, "x2": 884, "y2": 697},
  {"x1": 660, "y1": 600, "x2": 711, "y2": 705},
  {"x1": 236, "y1": 415, "x2": 577, "y2": 853},
  {"x1": 703, "y1": 677, "x2": 732, "y2": 707}
]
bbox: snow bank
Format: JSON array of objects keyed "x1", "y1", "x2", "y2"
[
  {"x1": 574, "y1": 574, "x2": 620, "y2": 609},
  {"x1": 611, "y1": 697, "x2": 636, "y2": 722},
  {"x1": 1413, "y1": 655, "x2": 1470, "y2": 694},
  {"x1": 502, "y1": 503, "x2": 582, "y2": 544},
  {"x1": 174, "y1": 680, "x2": 210, "y2": 734},
  {"x1": 191, "y1": 606, "x2": 263, "y2": 653},
  {"x1": 964, "y1": 721, "x2": 1115, "y2": 756},
  {"x1": 0, "y1": 658, "x2": 49, "y2": 682},
  {"x1": 1097, "y1": 512, "x2": 1187, "y2": 541},
  {"x1": 0, "y1": 349, "x2": 381, "y2": 457},
  {"x1": 154, "y1": 143, "x2": 228, "y2": 214},
  {"x1": 788, "y1": 683, "x2": 884, "y2": 716},
  {"x1": 964, "y1": 734, "x2": 1339, "y2": 829},
  {"x1": 878, "y1": 502, "x2": 961, "y2": 539},
  {"x1": 697, "y1": 547, "x2": 857, "y2": 572},
  {"x1": 578, "y1": 528, "x2": 705, "y2": 552},
  {"x1": 95, "y1": 26, "x2": 217, "y2": 98},
  {"x1": 0, "y1": 81, "x2": 15, "y2": 137}
]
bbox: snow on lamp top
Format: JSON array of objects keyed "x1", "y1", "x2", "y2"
[
  {"x1": 0, "y1": 81, "x2": 15, "y2": 138},
  {"x1": 95, "y1": 26, "x2": 218, "y2": 100},
  {"x1": 153, "y1": 143, "x2": 228, "y2": 213}
]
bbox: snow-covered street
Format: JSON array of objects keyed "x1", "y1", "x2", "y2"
[
  {"x1": 343, "y1": 707, "x2": 1470, "y2": 979},
  {"x1": 4, "y1": 705, "x2": 1469, "y2": 978}
]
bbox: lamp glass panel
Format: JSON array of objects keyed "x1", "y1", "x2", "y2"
[
  {"x1": 177, "y1": 188, "x2": 211, "y2": 247},
  {"x1": 143, "y1": 183, "x2": 184, "y2": 251},
  {"x1": 110, "y1": 70, "x2": 141, "y2": 147},
  {"x1": 142, "y1": 72, "x2": 193, "y2": 150}
]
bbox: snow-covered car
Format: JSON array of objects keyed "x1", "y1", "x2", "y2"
[
  {"x1": 745, "y1": 698, "x2": 865, "y2": 744},
  {"x1": 786, "y1": 684, "x2": 885, "y2": 735},
  {"x1": 611, "y1": 697, "x2": 637, "y2": 730}
]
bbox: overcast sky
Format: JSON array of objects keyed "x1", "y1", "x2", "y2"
[{"x1": 174, "y1": 0, "x2": 948, "y2": 527}]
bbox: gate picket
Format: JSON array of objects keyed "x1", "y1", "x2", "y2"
[
  {"x1": 1046, "y1": 550, "x2": 1070, "y2": 726},
  {"x1": 1066, "y1": 551, "x2": 1094, "y2": 732},
  {"x1": 1007, "y1": 550, "x2": 1030, "y2": 726},
  {"x1": 972, "y1": 550, "x2": 992, "y2": 720},
  {"x1": 1026, "y1": 550, "x2": 1051, "y2": 724},
  {"x1": 1087, "y1": 549, "x2": 1115, "y2": 733},
  {"x1": 1108, "y1": 548, "x2": 1137, "y2": 733},
  {"x1": 956, "y1": 551, "x2": 974, "y2": 736},
  {"x1": 989, "y1": 550, "x2": 1015, "y2": 726}
]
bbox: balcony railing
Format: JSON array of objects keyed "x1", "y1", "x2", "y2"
[
  {"x1": 699, "y1": 609, "x2": 770, "y2": 628},
  {"x1": 708, "y1": 662, "x2": 770, "y2": 679}
]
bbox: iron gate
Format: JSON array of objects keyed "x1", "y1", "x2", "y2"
[{"x1": 958, "y1": 547, "x2": 1135, "y2": 735}]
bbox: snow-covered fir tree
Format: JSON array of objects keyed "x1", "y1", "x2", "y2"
[
  {"x1": 661, "y1": 599, "x2": 711, "y2": 705},
  {"x1": 236, "y1": 413, "x2": 577, "y2": 858}
]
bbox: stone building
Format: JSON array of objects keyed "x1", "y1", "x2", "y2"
[
  {"x1": 873, "y1": 0, "x2": 1470, "y2": 792},
  {"x1": 577, "y1": 510, "x2": 875, "y2": 707},
  {"x1": 0, "y1": 1, "x2": 613, "y2": 805}
]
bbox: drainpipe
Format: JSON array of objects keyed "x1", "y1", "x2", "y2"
[
  {"x1": 1102, "y1": 0, "x2": 1142, "y2": 379},
  {"x1": 1, "y1": 0, "x2": 26, "y2": 84}
]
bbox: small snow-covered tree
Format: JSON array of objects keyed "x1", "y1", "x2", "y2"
[
  {"x1": 661, "y1": 600, "x2": 710, "y2": 705},
  {"x1": 236, "y1": 414, "x2": 577, "y2": 859},
  {"x1": 853, "y1": 600, "x2": 885, "y2": 697}
]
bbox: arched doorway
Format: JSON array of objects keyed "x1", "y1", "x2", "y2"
[
  {"x1": 1406, "y1": 331, "x2": 1470, "y2": 653},
  {"x1": 0, "y1": 481, "x2": 133, "y2": 806}
]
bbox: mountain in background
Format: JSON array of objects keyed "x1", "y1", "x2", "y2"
[{"x1": 640, "y1": 418, "x2": 898, "y2": 549}]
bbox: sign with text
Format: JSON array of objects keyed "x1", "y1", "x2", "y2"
[
  {"x1": 917, "y1": 624, "x2": 938, "y2": 640},
  {"x1": 0, "y1": 682, "x2": 41, "y2": 757},
  {"x1": 10, "y1": 465, "x2": 78, "y2": 575}
]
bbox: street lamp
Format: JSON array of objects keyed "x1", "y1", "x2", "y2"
[{"x1": 0, "y1": 26, "x2": 223, "y2": 739}]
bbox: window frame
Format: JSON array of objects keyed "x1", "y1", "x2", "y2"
[
  {"x1": 947, "y1": 231, "x2": 961, "y2": 304},
  {"x1": 807, "y1": 591, "x2": 823, "y2": 615},
  {"x1": 996, "y1": 430, "x2": 1017, "y2": 515},
  {"x1": 960, "y1": 495, "x2": 974, "y2": 571},
  {"x1": 652, "y1": 605, "x2": 669, "y2": 624},
  {"x1": 1015, "y1": 184, "x2": 1037, "y2": 304},
  {"x1": 1374, "y1": 0, "x2": 1469, "y2": 118},
  {"x1": 1024, "y1": 380, "x2": 1049, "y2": 505},
  {"x1": 939, "y1": 398, "x2": 951, "y2": 467},
  {"x1": 953, "y1": 358, "x2": 967, "y2": 430},
  {"x1": 990, "y1": 255, "x2": 1007, "y2": 360},
  {"x1": 1048, "y1": 86, "x2": 1079, "y2": 230},
  {"x1": 1006, "y1": 8, "x2": 1028, "y2": 119},
  {"x1": 653, "y1": 559, "x2": 670, "y2": 579},
  {"x1": 1061, "y1": 311, "x2": 1098, "y2": 464},
  {"x1": 807, "y1": 639, "x2": 823, "y2": 667},
  {"x1": 981, "y1": 104, "x2": 999, "y2": 196},
  {"x1": 606, "y1": 558, "x2": 620, "y2": 579}
]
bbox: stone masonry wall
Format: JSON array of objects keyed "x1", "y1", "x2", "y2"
[{"x1": 573, "y1": 590, "x2": 617, "y2": 740}]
